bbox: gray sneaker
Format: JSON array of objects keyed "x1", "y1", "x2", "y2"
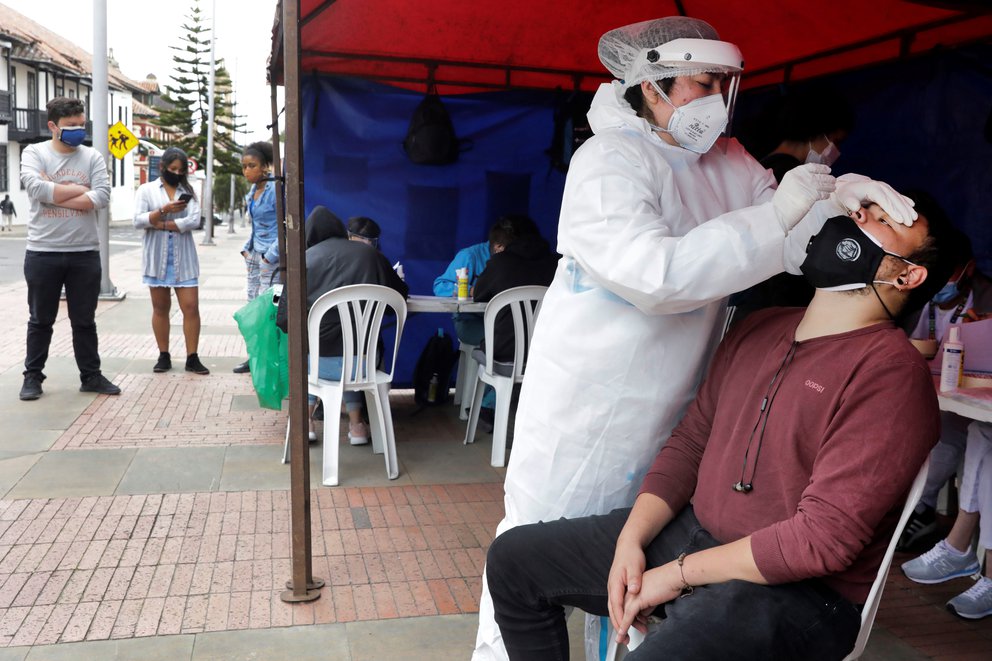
[
  {"x1": 901, "y1": 540, "x2": 980, "y2": 584},
  {"x1": 947, "y1": 576, "x2": 992, "y2": 620}
]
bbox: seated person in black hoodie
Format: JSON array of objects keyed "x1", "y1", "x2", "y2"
[
  {"x1": 470, "y1": 216, "x2": 559, "y2": 420},
  {"x1": 277, "y1": 206, "x2": 408, "y2": 445}
]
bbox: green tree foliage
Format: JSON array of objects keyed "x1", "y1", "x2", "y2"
[{"x1": 152, "y1": 0, "x2": 244, "y2": 210}]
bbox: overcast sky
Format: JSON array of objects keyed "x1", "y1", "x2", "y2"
[{"x1": 3, "y1": 0, "x2": 283, "y2": 143}]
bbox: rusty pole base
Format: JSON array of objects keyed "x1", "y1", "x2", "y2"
[
  {"x1": 279, "y1": 580, "x2": 323, "y2": 603},
  {"x1": 285, "y1": 577, "x2": 325, "y2": 591}
]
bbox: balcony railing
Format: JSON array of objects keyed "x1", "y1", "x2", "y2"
[
  {"x1": 9, "y1": 108, "x2": 93, "y2": 144},
  {"x1": 0, "y1": 91, "x2": 11, "y2": 125}
]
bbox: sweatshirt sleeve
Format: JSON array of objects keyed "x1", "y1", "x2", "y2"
[
  {"x1": 748, "y1": 360, "x2": 939, "y2": 584},
  {"x1": 85, "y1": 150, "x2": 111, "y2": 209},
  {"x1": 19, "y1": 146, "x2": 56, "y2": 204}
]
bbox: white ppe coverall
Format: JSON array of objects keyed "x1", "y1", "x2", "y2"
[{"x1": 473, "y1": 81, "x2": 822, "y2": 660}]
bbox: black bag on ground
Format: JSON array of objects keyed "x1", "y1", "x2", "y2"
[
  {"x1": 413, "y1": 329, "x2": 457, "y2": 406},
  {"x1": 403, "y1": 88, "x2": 460, "y2": 165}
]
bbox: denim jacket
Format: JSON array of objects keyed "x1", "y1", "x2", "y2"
[{"x1": 242, "y1": 181, "x2": 279, "y2": 263}]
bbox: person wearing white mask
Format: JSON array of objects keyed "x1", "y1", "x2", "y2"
[
  {"x1": 758, "y1": 88, "x2": 854, "y2": 184},
  {"x1": 731, "y1": 88, "x2": 856, "y2": 326},
  {"x1": 471, "y1": 17, "x2": 918, "y2": 660}
]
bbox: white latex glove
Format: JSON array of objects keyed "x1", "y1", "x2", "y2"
[
  {"x1": 830, "y1": 178, "x2": 918, "y2": 226},
  {"x1": 771, "y1": 164, "x2": 836, "y2": 232}
]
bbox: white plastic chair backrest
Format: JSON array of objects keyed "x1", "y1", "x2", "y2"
[
  {"x1": 481, "y1": 285, "x2": 547, "y2": 381},
  {"x1": 307, "y1": 284, "x2": 407, "y2": 389},
  {"x1": 842, "y1": 457, "x2": 930, "y2": 661}
]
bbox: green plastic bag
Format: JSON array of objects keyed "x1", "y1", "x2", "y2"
[{"x1": 233, "y1": 287, "x2": 289, "y2": 410}]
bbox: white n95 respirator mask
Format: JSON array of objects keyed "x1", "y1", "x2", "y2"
[{"x1": 651, "y1": 82, "x2": 729, "y2": 154}]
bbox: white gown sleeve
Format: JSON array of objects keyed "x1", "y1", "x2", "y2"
[{"x1": 560, "y1": 137, "x2": 787, "y2": 315}]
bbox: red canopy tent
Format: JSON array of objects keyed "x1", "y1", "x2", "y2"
[
  {"x1": 268, "y1": 0, "x2": 992, "y2": 603},
  {"x1": 273, "y1": 0, "x2": 992, "y2": 93}
]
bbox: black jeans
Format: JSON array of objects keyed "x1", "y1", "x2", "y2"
[
  {"x1": 23, "y1": 250, "x2": 103, "y2": 381},
  {"x1": 487, "y1": 506, "x2": 861, "y2": 661}
]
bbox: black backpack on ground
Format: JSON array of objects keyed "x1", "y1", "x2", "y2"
[
  {"x1": 403, "y1": 87, "x2": 461, "y2": 165},
  {"x1": 413, "y1": 329, "x2": 457, "y2": 406}
]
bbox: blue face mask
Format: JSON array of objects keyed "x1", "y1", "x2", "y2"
[
  {"x1": 932, "y1": 280, "x2": 960, "y2": 304},
  {"x1": 58, "y1": 126, "x2": 87, "y2": 148}
]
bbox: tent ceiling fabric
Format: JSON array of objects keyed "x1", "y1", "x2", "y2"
[{"x1": 274, "y1": 0, "x2": 992, "y2": 92}]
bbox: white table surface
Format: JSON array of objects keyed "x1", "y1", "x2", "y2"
[
  {"x1": 407, "y1": 295, "x2": 486, "y2": 314},
  {"x1": 937, "y1": 389, "x2": 992, "y2": 423}
]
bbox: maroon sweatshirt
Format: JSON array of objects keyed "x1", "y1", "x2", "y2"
[{"x1": 640, "y1": 308, "x2": 939, "y2": 604}]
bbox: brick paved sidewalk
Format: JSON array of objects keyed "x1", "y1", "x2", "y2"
[{"x1": 0, "y1": 484, "x2": 500, "y2": 648}]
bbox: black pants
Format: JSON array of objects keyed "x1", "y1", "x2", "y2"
[
  {"x1": 23, "y1": 250, "x2": 103, "y2": 381},
  {"x1": 487, "y1": 506, "x2": 861, "y2": 661}
]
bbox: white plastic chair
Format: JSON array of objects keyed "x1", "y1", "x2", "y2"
[
  {"x1": 606, "y1": 459, "x2": 931, "y2": 660},
  {"x1": 463, "y1": 285, "x2": 546, "y2": 467},
  {"x1": 281, "y1": 284, "x2": 407, "y2": 487}
]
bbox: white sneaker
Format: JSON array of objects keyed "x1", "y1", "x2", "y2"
[
  {"x1": 348, "y1": 421, "x2": 370, "y2": 446},
  {"x1": 947, "y1": 576, "x2": 992, "y2": 620},
  {"x1": 901, "y1": 540, "x2": 980, "y2": 584}
]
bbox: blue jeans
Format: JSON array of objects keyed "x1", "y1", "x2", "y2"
[
  {"x1": 487, "y1": 506, "x2": 861, "y2": 661},
  {"x1": 309, "y1": 356, "x2": 363, "y2": 409},
  {"x1": 23, "y1": 250, "x2": 103, "y2": 381}
]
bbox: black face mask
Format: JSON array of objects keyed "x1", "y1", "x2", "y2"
[
  {"x1": 161, "y1": 170, "x2": 182, "y2": 187},
  {"x1": 801, "y1": 215, "x2": 891, "y2": 291}
]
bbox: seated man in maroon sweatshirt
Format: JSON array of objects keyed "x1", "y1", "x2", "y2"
[{"x1": 485, "y1": 191, "x2": 957, "y2": 661}]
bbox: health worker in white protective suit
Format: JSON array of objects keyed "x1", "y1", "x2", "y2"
[{"x1": 472, "y1": 16, "x2": 919, "y2": 661}]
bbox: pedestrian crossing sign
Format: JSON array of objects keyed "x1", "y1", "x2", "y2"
[{"x1": 108, "y1": 121, "x2": 138, "y2": 160}]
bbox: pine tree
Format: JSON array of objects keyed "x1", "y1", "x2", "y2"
[{"x1": 152, "y1": 0, "x2": 245, "y2": 210}]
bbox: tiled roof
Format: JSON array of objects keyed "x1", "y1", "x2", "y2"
[
  {"x1": 132, "y1": 98, "x2": 159, "y2": 117},
  {"x1": 0, "y1": 2, "x2": 146, "y2": 94}
]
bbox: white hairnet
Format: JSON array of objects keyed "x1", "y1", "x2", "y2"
[{"x1": 598, "y1": 17, "x2": 743, "y2": 90}]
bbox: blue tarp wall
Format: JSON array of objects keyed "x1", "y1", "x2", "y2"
[
  {"x1": 301, "y1": 44, "x2": 991, "y2": 386},
  {"x1": 302, "y1": 76, "x2": 568, "y2": 386}
]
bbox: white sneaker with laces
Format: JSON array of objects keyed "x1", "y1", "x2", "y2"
[
  {"x1": 901, "y1": 540, "x2": 980, "y2": 584},
  {"x1": 947, "y1": 576, "x2": 992, "y2": 620}
]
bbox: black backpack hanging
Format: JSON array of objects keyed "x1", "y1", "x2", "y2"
[{"x1": 403, "y1": 84, "x2": 461, "y2": 165}]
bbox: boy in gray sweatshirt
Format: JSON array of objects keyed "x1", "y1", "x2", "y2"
[{"x1": 18, "y1": 96, "x2": 119, "y2": 400}]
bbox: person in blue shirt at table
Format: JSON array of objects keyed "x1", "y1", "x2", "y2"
[
  {"x1": 234, "y1": 141, "x2": 279, "y2": 374},
  {"x1": 433, "y1": 217, "x2": 525, "y2": 347}
]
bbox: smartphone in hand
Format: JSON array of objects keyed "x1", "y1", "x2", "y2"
[{"x1": 178, "y1": 193, "x2": 193, "y2": 203}]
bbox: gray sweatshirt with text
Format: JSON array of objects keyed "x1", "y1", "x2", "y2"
[{"x1": 20, "y1": 142, "x2": 111, "y2": 252}]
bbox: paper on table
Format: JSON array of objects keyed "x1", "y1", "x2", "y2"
[{"x1": 930, "y1": 317, "x2": 992, "y2": 374}]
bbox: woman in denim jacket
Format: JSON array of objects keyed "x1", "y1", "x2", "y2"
[{"x1": 234, "y1": 141, "x2": 279, "y2": 373}]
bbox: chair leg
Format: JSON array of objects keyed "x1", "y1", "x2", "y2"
[
  {"x1": 373, "y1": 382, "x2": 399, "y2": 480},
  {"x1": 282, "y1": 419, "x2": 291, "y2": 464},
  {"x1": 454, "y1": 347, "x2": 469, "y2": 407},
  {"x1": 490, "y1": 378, "x2": 513, "y2": 468},
  {"x1": 459, "y1": 359, "x2": 480, "y2": 421},
  {"x1": 364, "y1": 389, "x2": 385, "y2": 455},
  {"x1": 321, "y1": 387, "x2": 344, "y2": 487},
  {"x1": 464, "y1": 374, "x2": 486, "y2": 445}
]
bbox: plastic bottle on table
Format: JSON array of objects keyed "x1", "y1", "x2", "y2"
[
  {"x1": 939, "y1": 326, "x2": 965, "y2": 393},
  {"x1": 456, "y1": 268, "x2": 469, "y2": 302}
]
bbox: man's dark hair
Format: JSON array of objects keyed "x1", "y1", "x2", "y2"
[
  {"x1": 897, "y1": 189, "x2": 959, "y2": 321},
  {"x1": 347, "y1": 216, "x2": 381, "y2": 240},
  {"x1": 47, "y1": 97, "x2": 85, "y2": 124},
  {"x1": 488, "y1": 214, "x2": 538, "y2": 249},
  {"x1": 243, "y1": 141, "x2": 273, "y2": 167}
]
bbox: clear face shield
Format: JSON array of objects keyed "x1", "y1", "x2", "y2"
[{"x1": 629, "y1": 38, "x2": 744, "y2": 146}]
